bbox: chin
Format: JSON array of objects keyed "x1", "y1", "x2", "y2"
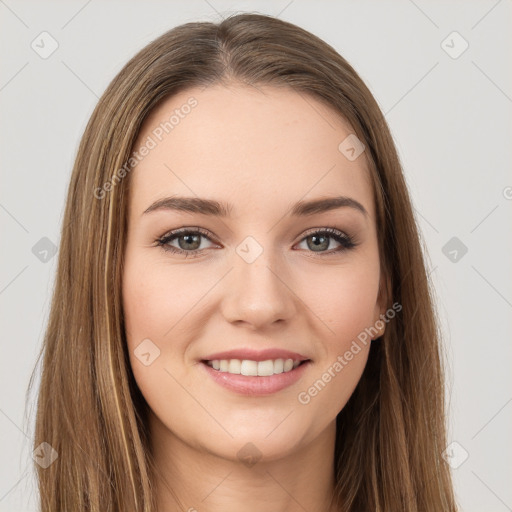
[
  {"x1": 200, "y1": 430, "x2": 307, "y2": 466},
  {"x1": 208, "y1": 411, "x2": 319, "y2": 459}
]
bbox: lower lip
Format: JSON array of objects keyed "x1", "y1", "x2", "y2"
[{"x1": 199, "y1": 361, "x2": 311, "y2": 396}]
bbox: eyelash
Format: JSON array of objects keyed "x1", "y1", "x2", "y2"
[{"x1": 155, "y1": 227, "x2": 357, "y2": 259}]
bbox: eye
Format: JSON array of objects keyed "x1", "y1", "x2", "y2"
[
  {"x1": 295, "y1": 227, "x2": 356, "y2": 256},
  {"x1": 155, "y1": 227, "x2": 357, "y2": 258},
  {"x1": 155, "y1": 227, "x2": 217, "y2": 258}
]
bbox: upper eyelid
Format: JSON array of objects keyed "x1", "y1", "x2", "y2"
[{"x1": 158, "y1": 226, "x2": 351, "y2": 245}]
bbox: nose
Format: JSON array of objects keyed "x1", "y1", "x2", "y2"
[{"x1": 220, "y1": 248, "x2": 298, "y2": 330}]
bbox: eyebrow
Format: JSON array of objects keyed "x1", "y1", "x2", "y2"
[{"x1": 142, "y1": 195, "x2": 368, "y2": 218}]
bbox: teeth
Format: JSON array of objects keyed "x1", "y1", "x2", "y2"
[
  {"x1": 206, "y1": 358, "x2": 305, "y2": 376},
  {"x1": 241, "y1": 360, "x2": 258, "y2": 376},
  {"x1": 257, "y1": 360, "x2": 274, "y2": 376},
  {"x1": 228, "y1": 359, "x2": 241, "y2": 374}
]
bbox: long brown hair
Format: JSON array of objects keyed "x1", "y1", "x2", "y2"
[{"x1": 27, "y1": 12, "x2": 457, "y2": 511}]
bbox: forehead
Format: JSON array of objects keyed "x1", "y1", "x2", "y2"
[{"x1": 129, "y1": 83, "x2": 374, "y2": 221}]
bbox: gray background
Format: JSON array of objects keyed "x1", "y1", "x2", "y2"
[{"x1": 1, "y1": 1, "x2": 511, "y2": 511}]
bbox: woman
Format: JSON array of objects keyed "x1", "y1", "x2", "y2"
[{"x1": 29, "y1": 12, "x2": 458, "y2": 512}]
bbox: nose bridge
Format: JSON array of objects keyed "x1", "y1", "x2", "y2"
[{"x1": 221, "y1": 234, "x2": 297, "y2": 328}]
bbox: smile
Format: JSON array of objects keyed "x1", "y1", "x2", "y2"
[
  {"x1": 204, "y1": 358, "x2": 304, "y2": 376},
  {"x1": 200, "y1": 359, "x2": 311, "y2": 395}
]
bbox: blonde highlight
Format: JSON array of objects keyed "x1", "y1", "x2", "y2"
[{"x1": 28, "y1": 12, "x2": 457, "y2": 511}]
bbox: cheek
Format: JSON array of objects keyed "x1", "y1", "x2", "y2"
[
  {"x1": 304, "y1": 256, "x2": 380, "y2": 348},
  {"x1": 122, "y1": 251, "x2": 216, "y2": 395},
  {"x1": 122, "y1": 255, "x2": 194, "y2": 419},
  {"x1": 122, "y1": 251, "x2": 198, "y2": 348},
  {"x1": 295, "y1": 257, "x2": 379, "y2": 413}
]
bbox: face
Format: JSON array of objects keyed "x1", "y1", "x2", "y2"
[{"x1": 122, "y1": 83, "x2": 386, "y2": 463}]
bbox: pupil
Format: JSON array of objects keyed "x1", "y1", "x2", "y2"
[
  {"x1": 309, "y1": 235, "x2": 328, "y2": 251},
  {"x1": 180, "y1": 234, "x2": 200, "y2": 250}
]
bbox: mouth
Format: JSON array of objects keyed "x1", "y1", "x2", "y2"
[
  {"x1": 199, "y1": 356, "x2": 312, "y2": 396},
  {"x1": 201, "y1": 358, "x2": 310, "y2": 376}
]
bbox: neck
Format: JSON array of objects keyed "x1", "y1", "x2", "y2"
[{"x1": 149, "y1": 412, "x2": 340, "y2": 512}]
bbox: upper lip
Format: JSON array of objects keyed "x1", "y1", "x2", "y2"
[{"x1": 202, "y1": 348, "x2": 311, "y2": 362}]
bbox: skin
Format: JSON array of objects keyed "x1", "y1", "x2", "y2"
[{"x1": 122, "y1": 83, "x2": 387, "y2": 512}]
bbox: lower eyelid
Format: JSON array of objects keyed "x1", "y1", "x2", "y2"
[{"x1": 157, "y1": 229, "x2": 355, "y2": 256}]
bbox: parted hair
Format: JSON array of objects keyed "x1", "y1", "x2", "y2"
[{"x1": 28, "y1": 12, "x2": 457, "y2": 512}]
